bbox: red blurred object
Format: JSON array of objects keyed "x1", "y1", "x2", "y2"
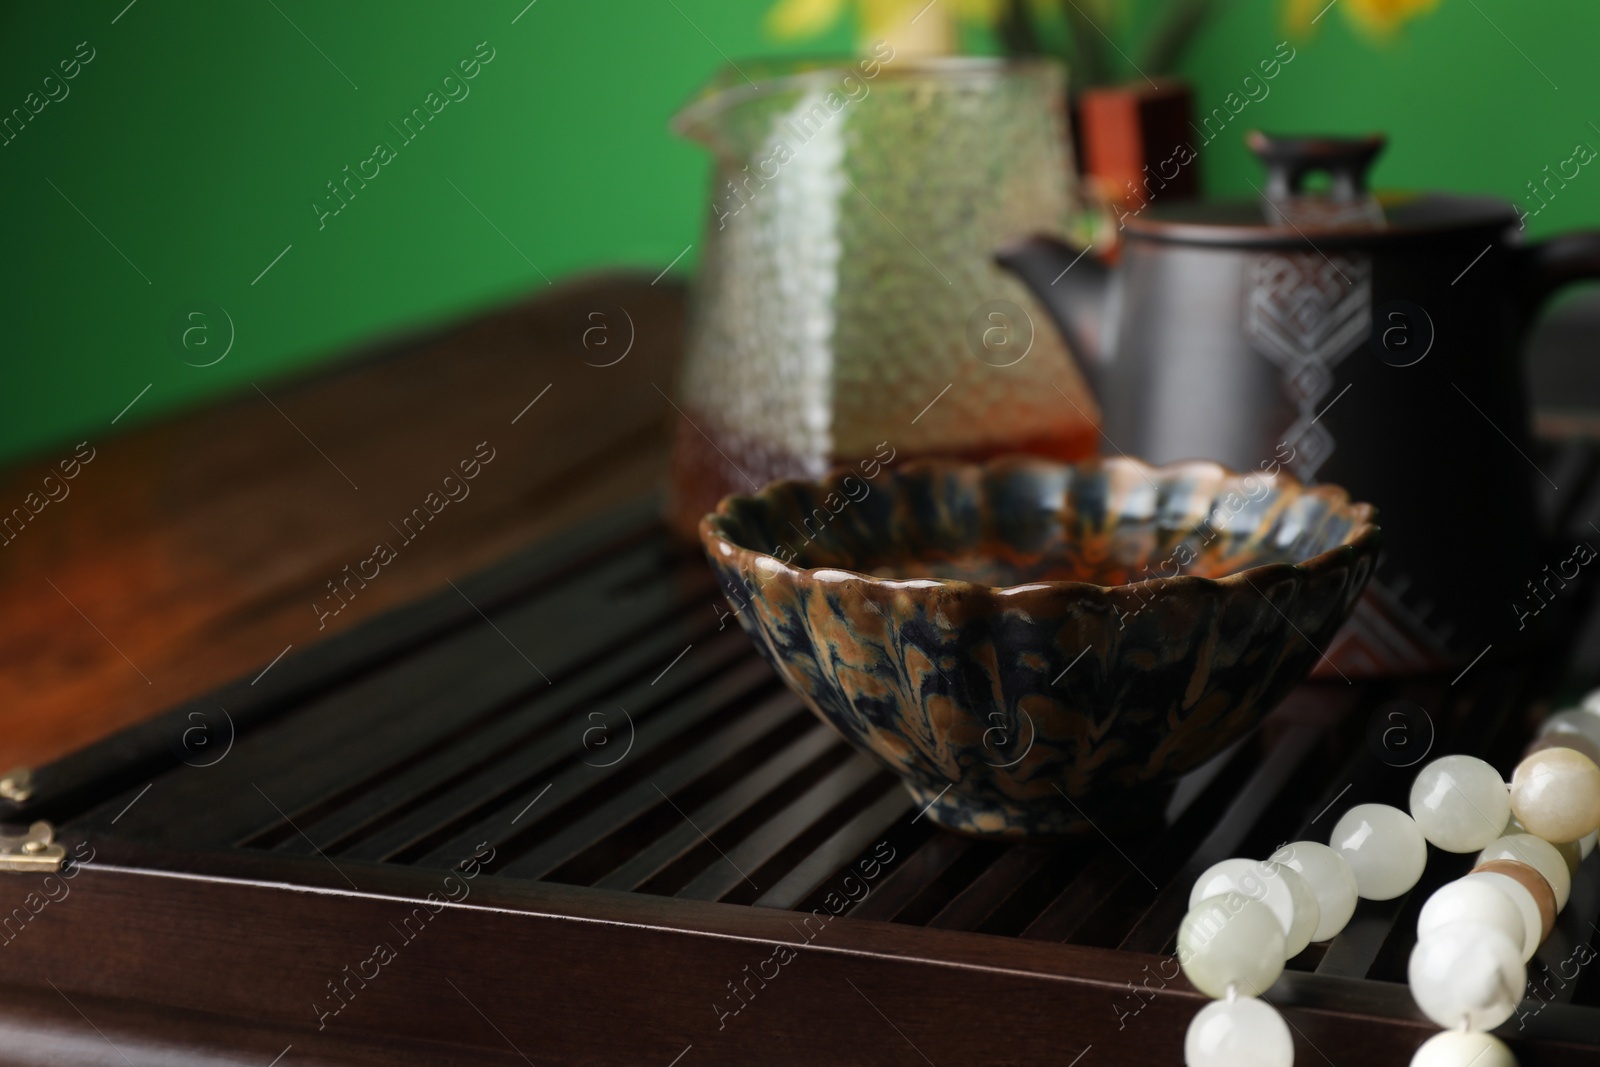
[{"x1": 1077, "y1": 80, "x2": 1200, "y2": 214}]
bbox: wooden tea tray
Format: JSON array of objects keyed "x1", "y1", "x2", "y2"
[{"x1": 4, "y1": 452, "x2": 1600, "y2": 1066}]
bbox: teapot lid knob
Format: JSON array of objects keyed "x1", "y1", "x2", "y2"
[{"x1": 1247, "y1": 132, "x2": 1387, "y2": 202}]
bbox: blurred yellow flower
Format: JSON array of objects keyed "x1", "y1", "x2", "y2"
[
  {"x1": 1286, "y1": 0, "x2": 1441, "y2": 39},
  {"x1": 766, "y1": 0, "x2": 847, "y2": 39},
  {"x1": 1344, "y1": 0, "x2": 1440, "y2": 35},
  {"x1": 767, "y1": 0, "x2": 1006, "y2": 51}
]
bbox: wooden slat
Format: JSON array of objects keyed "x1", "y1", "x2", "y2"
[
  {"x1": 925, "y1": 844, "x2": 1056, "y2": 931},
  {"x1": 493, "y1": 700, "x2": 812, "y2": 879},
  {"x1": 752, "y1": 785, "x2": 915, "y2": 911},
  {"x1": 87, "y1": 542, "x2": 710, "y2": 848},
  {"x1": 849, "y1": 834, "x2": 976, "y2": 923},
  {"x1": 355, "y1": 657, "x2": 777, "y2": 865},
  {"x1": 592, "y1": 726, "x2": 843, "y2": 892},
  {"x1": 1021, "y1": 850, "x2": 1126, "y2": 943},
  {"x1": 1161, "y1": 734, "x2": 1251, "y2": 823},
  {"x1": 676, "y1": 755, "x2": 885, "y2": 902},
  {"x1": 271, "y1": 617, "x2": 740, "y2": 854}
]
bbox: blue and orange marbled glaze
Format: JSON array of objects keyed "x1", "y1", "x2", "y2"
[{"x1": 700, "y1": 455, "x2": 1380, "y2": 840}]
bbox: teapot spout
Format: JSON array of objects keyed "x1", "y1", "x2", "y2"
[{"x1": 995, "y1": 235, "x2": 1111, "y2": 401}]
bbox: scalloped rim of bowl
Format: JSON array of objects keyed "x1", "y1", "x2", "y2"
[{"x1": 698, "y1": 454, "x2": 1381, "y2": 599}]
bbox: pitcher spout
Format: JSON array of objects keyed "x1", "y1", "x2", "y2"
[
  {"x1": 995, "y1": 235, "x2": 1111, "y2": 400},
  {"x1": 672, "y1": 67, "x2": 772, "y2": 162},
  {"x1": 672, "y1": 48, "x2": 908, "y2": 163}
]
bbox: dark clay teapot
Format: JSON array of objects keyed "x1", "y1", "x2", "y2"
[{"x1": 998, "y1": 132, "x2": 1600, "y2": 677}]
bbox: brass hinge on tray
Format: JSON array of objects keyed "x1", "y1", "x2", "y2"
[
  {"x1": 0, "y1": 822, "x2": 66, "y2": 873},
  {"x1": 0, "y1": 766, "x2": 32, "y2": 803}
]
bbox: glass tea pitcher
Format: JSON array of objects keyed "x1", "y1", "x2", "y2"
[{"x1": 667, "y1": 56, "x2": 1100, "y2": 538}]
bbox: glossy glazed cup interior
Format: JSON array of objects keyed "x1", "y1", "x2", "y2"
[{"x1": 700, "y1": 454, "x2": 1380, "y2": 840}]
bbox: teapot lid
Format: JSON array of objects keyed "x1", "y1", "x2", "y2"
[{"x1": 1125, "y1": 133, "x2": 1519, "y2": 246}]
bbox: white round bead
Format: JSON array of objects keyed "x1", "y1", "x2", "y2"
[
  {"x1": 1330, "y1": 803, "x2": 1428, "y2": 900},
  {"x1": 1407, "y1": 920, "x2": 1525, "y2": 1031},
  {"x1": 1409, "y1": 1030, "x2": 1517, "y2": 1067},
  {"x1": 1417, "y1": 878, "x2": 1526, "y2": 956},
  {"x1": 1581, "y1": 688, "x2": 1600, "y2": 715},
  {"x1": 1271, "y1": 865, "x2": 1319, "y2": 958},
  {"x1": 1409, "y1": 755, "x2": 1510, "y2": 853},
  {"x1": 1189, "y1": 858, "x2": 1319, "y2": 958},
  {"x1": 1498, "y1": 811, "x2": 1581, "y2": 876},
  {"x1": 1462, "y1": 871, "x2": 1542, "y2": 961},
  {"x1": 1582, "y1": 828, "x2": 1598, "y2": 860},
  {"x1": 1184, "y1": 997, "x2": 1294, "y2": 1067},
  {"x1": 1478, "y1": 833, "x2": 1572, "y2": 910},
  {"x1": 1510, "y1": 746, "x2": 1600, "y2": 844},
  {"x1": 1178, "y1": 893, "x2": 1286, "y2": 999},
  {"x1": 1540, "y1": 707, "x2": 1600, "y2": 748},
  {"x1": 1269, "y1": 841, "x2": 1357, "y2": 942}
]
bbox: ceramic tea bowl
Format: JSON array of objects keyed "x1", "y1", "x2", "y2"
[{"x1": 699, "y1": 455, "x2": 1380, "y2": 840}]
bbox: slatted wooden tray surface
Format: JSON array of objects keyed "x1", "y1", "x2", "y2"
[{"x1": 6, "y1": 440, "x2": 1600, "y2": 1066}]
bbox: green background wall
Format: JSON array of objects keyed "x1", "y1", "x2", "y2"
[{"x1": 4, "y1": 0, "x2": 1597, "y2": 466}]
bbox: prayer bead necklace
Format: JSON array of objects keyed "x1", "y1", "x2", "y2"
[{"x1": 1178, "y1": 690, "x2": 1600, "y2": 1066}]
